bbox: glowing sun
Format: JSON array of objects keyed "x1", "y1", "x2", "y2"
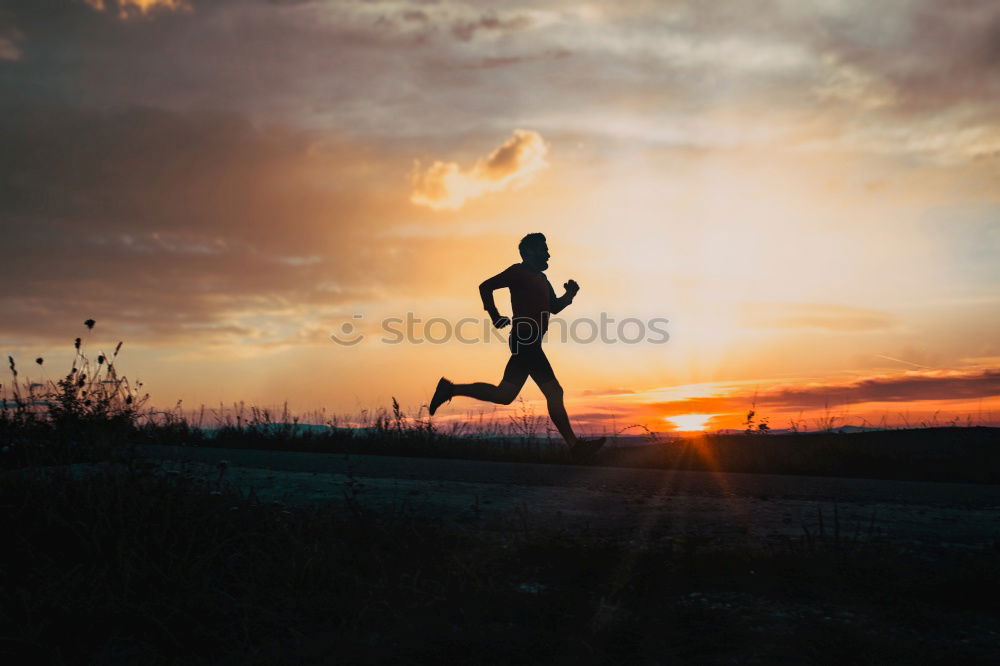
[{"x1": 666, "y1": 413, "x2": 716, "y2": 431}]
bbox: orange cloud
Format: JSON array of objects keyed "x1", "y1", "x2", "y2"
[
  {"x1": 643, "y1": 369, "x2": 1000, "y2": 413},
  {"x1": 410, "y1": 129, "x2": 548, "y2": 211},
  {"x1": 581, "y1": 387, "x2": 637, "y2": 396}
]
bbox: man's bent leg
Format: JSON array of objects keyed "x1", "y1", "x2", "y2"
[
  {"x1": 451, "y1": 381, "x2": 520, "y2": 405},
  {"x1": 537, "y1": 379, "x2": 578, "y2": 445},
  {"x1": 450, "y1": 353, "x2": 529, "y2": 406}
]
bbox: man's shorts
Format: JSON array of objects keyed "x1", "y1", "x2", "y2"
[{"x1": 503, "y1": 335, "x2": 556, "y2": 385}]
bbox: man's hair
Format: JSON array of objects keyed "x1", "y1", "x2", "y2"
[{"x1": 518, "y1": 232, "x2": 546, "y2": 259}]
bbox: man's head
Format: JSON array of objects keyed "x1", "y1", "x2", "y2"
[{"x1": 518, "y1": 232, "x2": 549, "y2": 271}]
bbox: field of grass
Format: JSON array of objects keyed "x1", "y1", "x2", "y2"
[
  {"x1": 3, "y1": 324, "x2": 999, "y2": 484},
  {"x1": 6, "y1": 391, "x2": 998, "y2": 484}
]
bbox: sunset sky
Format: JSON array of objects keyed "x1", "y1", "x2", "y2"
[{"x1": 2, "y1": 0, "x2": 998, "y2": 433}]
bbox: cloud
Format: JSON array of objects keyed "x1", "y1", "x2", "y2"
[
  {"x1": 647, "y1": 369, "x2": 1000, "y2": 416},
  {"x1": 0, "y1": 105, "x2": 543, "y2": 350},
  {"x1": 764, "y1": 369, "x2": 1000, "y2": 407},
  {"x1": 410, "y1": 129, "x2": 549, "y2": 211},
  {"x1": 84, "y1": 0, "x2": 191, "y2": 19},
  {"x1": 818, "y1": 1, "x2": 1000, "y2": 113},
  {"x1": 450, "y1": 12, "x2": 533, "y2": 42},
  {"x1": 0, "y1": 105, "x2": 470, "y2": 346},
  {"x1": 449, "y1": 48, "x2": 572, "y2": 70},
  {"x1": 5, "y1": 0, "x2": 998, "y2": 163},
  {"x1": 581, "y1": 387, "x2": 636, "y2": 396}
]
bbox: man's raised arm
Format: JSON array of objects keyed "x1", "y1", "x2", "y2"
[
  {"x1": 479, "y1": 269, "x2": 513, "y2": 328},
  {"x1": 549, "y1": 279, "x2": 580, "y2": 315}
]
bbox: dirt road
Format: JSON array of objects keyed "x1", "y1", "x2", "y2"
[{"x1": 138, "y1": 444, "x2": 1000, "y2": 550}]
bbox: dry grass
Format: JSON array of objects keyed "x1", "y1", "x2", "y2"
[{"x1": 3, "y1": 323, "x2": 998, "y2": 484}]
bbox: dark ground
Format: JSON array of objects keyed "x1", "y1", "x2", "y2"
[{"x1": 2, "y1": 443, "x2": 998, "y2": 665}]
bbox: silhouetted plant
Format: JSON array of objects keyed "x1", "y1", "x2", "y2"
[
  {"x1": 1, "y1": 320, "x2": 149, "y2": 467},
  {"x1": 743, "y1": 394, "x2": 771, "y2": 434}
]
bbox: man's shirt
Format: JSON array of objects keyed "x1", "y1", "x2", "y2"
[{"x1": 483, "y1": 263, "x2": 558, "y2": 336}]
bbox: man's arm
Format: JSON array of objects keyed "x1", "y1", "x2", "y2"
[
  {"x1": 479, "y1": 269, "x2": 513, "y2": 328},
  {"x1": 549, "y1": 279, "x2": 580, "y2": 315}
]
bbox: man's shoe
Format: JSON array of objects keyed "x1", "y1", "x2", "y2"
[
  {"x1": 570, "y1": 437, "x2": 606, "y2": 461},
  {"x1": 428, "y1": 377, "x2": 454, "y2": 416}
]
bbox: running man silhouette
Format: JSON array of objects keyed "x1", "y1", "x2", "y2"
[{"x1": 429, "y1": 233, "x2": 605, "y2": 459}]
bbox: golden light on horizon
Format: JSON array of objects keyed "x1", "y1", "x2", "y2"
[{"x1": 666, "y1": 413, "x2": 717, "y2": 431}]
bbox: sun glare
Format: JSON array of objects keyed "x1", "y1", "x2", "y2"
[{"x1": 666, "y1": 413, "x2": 716, "y2": 431}]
